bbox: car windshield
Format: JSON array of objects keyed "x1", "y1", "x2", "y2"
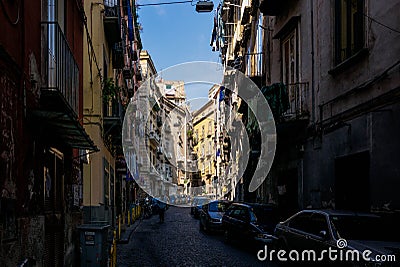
[
  {"x1": 208, "y1": 202, "x2": 229, "y2": 212},
  {"x1": 197, "y1": 198, "x2": 209, "y2": 206},
  {"x1": 251, "y1": 206, "x2": 278, "y2": 225},
  {"x1": 329, "y1": 214, "x2": 400, "y2": 241}
]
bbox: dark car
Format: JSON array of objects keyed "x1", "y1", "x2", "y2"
[
  {"x1": 274, "y1": 210, "x2": 400, "y2": 264},
  {"x1": 191, "y1": 196, "x2": 210, "y2": 218},
  {"x1": 199, "y1": 200, "x2": 232, "y2": 233},
  {"x1": 222, "y1": 203, "x2": 279, "y2": 248}
]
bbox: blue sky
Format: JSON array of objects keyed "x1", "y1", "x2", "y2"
[{"x1": 136, "y1": 0, "x2": 221, "y2": 110}]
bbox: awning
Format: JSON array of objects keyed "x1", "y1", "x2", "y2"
[{"x1": 29, "y1": 110, "x2": 98, "y2": 151}]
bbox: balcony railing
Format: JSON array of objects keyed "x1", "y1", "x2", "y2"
[
  {"x1": 41, "y1": 21, "x2": 79, "y2": 115},
  {"x1": 148, "y1": 131, "x2": 160, "y2": 145},
  {"x1": 282, "y1": 82, "x2": 310, "y2": 119},
  {"x1": 245, "y1": 52, "x2": 264, "y2": 78},
  {"x1": 103, "y1": 2, "x2": 120, "y2": 44},
  {"x1": 112, "y1": 43, "x2": 124, "y2": 69}
]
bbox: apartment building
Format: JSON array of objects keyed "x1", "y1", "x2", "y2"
[
  {"x1": 212, "y1": 0, "x2": 400, "y2": 214},
  {"x1": 0, "y1": 0, "x2": 97, "y2": 265},
  {"x1": 82, "y1": 0, "x2": 143, "y2": 227},
  {"x1": 193, "y1": 100, "x2": 216, "y2": 195}
]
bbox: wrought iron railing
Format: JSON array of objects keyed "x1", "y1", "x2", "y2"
[
  {"x1": 283, "y1": 82, "x2": 310, "y2": 118},
  {"x1": 104, "y1": 5, "x2": 118, "y2": 18},
  {"x1": 41, "y1": 21, "x2": 79, "y2": 114},
  {"x1": 245, "y1": 52, "x2": 264, "y2": 78}
]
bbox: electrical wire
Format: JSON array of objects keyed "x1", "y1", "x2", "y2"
[
  {"x1": 364, "y1": 13, "x2": 400, "y2": 34},
  {"x1": 136, "y1": 0, "x2": 195, "y2": 7}
]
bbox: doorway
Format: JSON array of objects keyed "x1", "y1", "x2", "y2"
[{"x1": 335, "y1": 151, "x2": 370, "y2": 211}]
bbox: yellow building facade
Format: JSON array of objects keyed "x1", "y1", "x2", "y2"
[{"x1": 193, "y1": 100, "x2": 216, "y2": 195}]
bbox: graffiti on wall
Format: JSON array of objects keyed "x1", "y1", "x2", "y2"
[
  {"x1": 0, "y1": 63, "x2": 18, "y2": 241},
  {"x1": 0, "y1": 70, "x2": 17, "y2": 199}
]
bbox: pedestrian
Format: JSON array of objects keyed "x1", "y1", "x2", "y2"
[{"x1": 157, "y1": 199, "x2": 167, "y2": 223}]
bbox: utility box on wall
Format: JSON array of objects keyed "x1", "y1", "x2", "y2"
[{"x1": 77, "y1": 224, "x2": 110, "y2": 267}]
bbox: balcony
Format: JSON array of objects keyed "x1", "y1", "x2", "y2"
[
  {"x1": 103, "y1": 97, "x2": 124, "y2": 149},
  {"x1": 103, "y1": 4, "x2": 121, "y2": 44},
  {"x1": 241, "y1": 6, "x2": 252, "y2": 25},
  {"x1": 149, "y1": 94, "x2": 160, "y2": 111},
  {"x1": 134, "y1": 62, "x2": 143, "y2": 81},
  {"x1": 123, "y1": 66, "x2": 133, "y2": 79},
  {"x1": 282, "y1": 82, "x2": 310, "y2": 120},
  {"x1": 148, "y1": 131, "x2": 160, "y2": 145},
  {"x1": 261, "y1": 82, "x2": 310, "y2": 137},
  {"x1": 112, "y1": 43, "x2": 124, "y2": 69},
  {"x1": 241, "y1": 23, "x2": 252, "y2": 47},
  {"x1": 34, "y1": 22, "x2": 96, "y2": 151},
  {"x1": 165, "y1": 152, "x2": 173, "y2": 160},
  {"x1": 156, "y1": 115, "x2": 162, "y2": 127},
  {"x1": 245, "y1": 52, "x2": 265, "y2": 87}
]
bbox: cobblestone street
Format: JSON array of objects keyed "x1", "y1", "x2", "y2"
[{"x1": 117, "y1": 206, "x2": 277, "y2": 266}]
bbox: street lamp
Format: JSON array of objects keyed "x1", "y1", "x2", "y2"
[{"x1": 195, "y1": 0, "x2": 214, "y2": 13}]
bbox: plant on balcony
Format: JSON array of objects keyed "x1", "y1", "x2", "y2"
[
  {"x1": 187, "y1": 129, "x2": 193, "y2": 140},
  {"x1": 102, "y1": 78, "x2": 120, "y2": 103}
]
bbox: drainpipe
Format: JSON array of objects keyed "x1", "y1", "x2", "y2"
[{"x1": 310, "y1": 0, "x2": 315, "y2": 124}]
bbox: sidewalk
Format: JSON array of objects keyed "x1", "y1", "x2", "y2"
[{"x1": 118, "y1": 217, "x2": 142, "y2": 244}]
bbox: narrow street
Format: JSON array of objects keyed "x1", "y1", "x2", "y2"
[{"x1": 117, "y1": 206, "x2": 276, "y2": 266}]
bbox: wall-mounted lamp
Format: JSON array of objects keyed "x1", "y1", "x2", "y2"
[{"x1": 195, "y1": 1, "x2": 214, "y2": 13}]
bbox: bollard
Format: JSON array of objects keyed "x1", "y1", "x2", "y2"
[
  {"x1": 110, "y1": 230, "x2": 117, "y2": 267},
  {"x1": 127, "y1": 210, "x2": 130, "y2": 226},
  {"x1": 112, "y1": 230, "x2": 117, "y2": 267}
]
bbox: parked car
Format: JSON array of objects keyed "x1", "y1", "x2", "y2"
[
  {"x1": 222, "y1": 202, "x2": 279, "y2": 248},
  {"x1": 191, "y1": 196, "x2": 210, "y2": 218},
  {"x1": 199, "y1": 200, "x2": 232, "y2": 233},
  {"x1": 274, "y1": 210, "x2": 400, "y2": 264}
]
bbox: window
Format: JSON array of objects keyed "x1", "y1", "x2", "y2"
[
  {"x1": 231, "y1": 206, "x2": 249, "y2": 221},
  {"x1": 308, "y1": 213, "x2": 329, "y2": 237},
  {"x1": 282, "y1": 29, "x2": 298, "y2": 86},
  {"x1": 335, "y1": 0, "x2": 364, "y2": 64},
  {"x1": 289, "y1": 212, "x2": 312, "y2": 232}
]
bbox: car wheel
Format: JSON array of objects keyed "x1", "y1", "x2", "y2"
[{"x1": 199, "y1": 220, "x2": 204, "y2": 231}]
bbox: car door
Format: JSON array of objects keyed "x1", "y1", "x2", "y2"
[
  {"x1": 305, "y1": 213, "x2": 333, "y2": 252},
  {"x1": 200, "y1": 203, "x2": 208, "y2": 226},
  {"x1": 230, "y1": 206, "x2": 250, "y2": 240},
  {"x1": 283, "y1": 212, "x2": 313, "y2": 250}
]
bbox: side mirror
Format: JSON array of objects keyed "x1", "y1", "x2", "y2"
[{"x1": 318, "y1": 230, "x2": 328, "y2": 239}]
